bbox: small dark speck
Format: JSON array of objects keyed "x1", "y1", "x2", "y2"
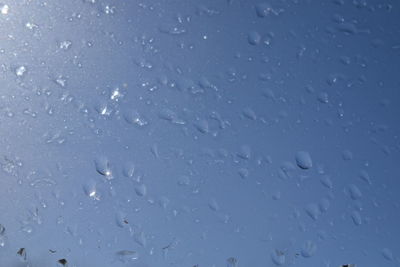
[
  {"x1": 58, "y1": 258, "x2": 68, "y2": 266},
  {"x1": 17, "y1": 248, "x2": 25, "y2": 255},
  {"x1": 17, "y1": 248, "x2": 26, "y2": 260},
  {"x1": 49, "y1": 249, "x2": 57, "y2": 253}
]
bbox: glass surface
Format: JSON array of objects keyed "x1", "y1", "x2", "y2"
[{"x1": 0, "y1": 0, "x2": 399, "y2": 266}]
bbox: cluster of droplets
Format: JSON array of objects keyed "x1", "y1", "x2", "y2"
[{"x1": 0, "y1": 0, "x2": 396, "y2": 266}]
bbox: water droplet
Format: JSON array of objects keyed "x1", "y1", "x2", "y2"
[
  {"x1": 242, "y1": 107, "x2": 257, "y2": 120},
  {"x1": 247, "y1": 31, "x2": 261, "y2": 45},
  {"x1": 104, "y1": 5, "x2": 115, "y2": 14},
  {"x1": 320, "y1": 175, "x2": 333, "y2": 189},
  {"x1": 177, "y1": 175, "x2": 190, "y2": 186},
  {"x1": 15, "y1": 66, "x2": 27, "y2": 77},
  {"x1": 305, "y1": 203, "x2": 320, "y2": 220},
  {"x1": 351, "y1": 211, "x2": 362, "y2": 226},
  {"x1": 227, "y1": 257, "x2": 238, "y2": 267},
  {"x1": 55, "y1": 75, "x2": 67, "y2": 87},
  {"x1": 95, "y1": 102, "x2": 112, "y2": 116},
  {"x1": 116, "y1": 250, "x2": 138, "y2": 262},
  {"x1": 134, "y1": 231, "x2": 146, "y2": 247},
  {"x1": 59, "y1": 40, "x2": 72, "y2": 50},
  {"x1": 271, "y1": 249, "x2": 285, "y2": 265},
  {"x1": 272, "y1": 191, "x2": 281, "y2": 200},
  {"x1": 382, "y1": 248, "x2": 393, "y2": 261},
  {"x1": 318, "y1": 92, "x2": 329, "y2": 103},
  {"x1": 295, "y1": 151, "x2": 313, "y2": 169},
  {"x1": 158, "y1": 196, "x2": 170, "y2": 209},
  {"x1": 279, "y1": 162, "x2": 296, "y2": 179},
  {"x1": 0, "y1": 225, "x2": 6, "y2": 248},
  {"x1": 340, "y1": 56, "x2": 351, "y2": 65},
  {"x1": 208, "y1": 198, "x2": 220, "y2": 212},
  {"x1": 94, "y1": 156, "x2": 113, "y2": 179},
  {"x1": 159, "y1": 24, "x2": 187, "y2": 35},
  {"x1": 135, "y1": 184, "x2": 147, "y2": 197},
  {"x1": 359, "y1": 170, "x2": 372, "y2": 185},
  {"x1": 110, "y1": 87, "x2": 123, "y2": 101},
  {"x1": 237, "y1": 145, "x2": 251, "y2": 160},
  {"x1": 116, "y1": 212, "x2": 128, "y2": 228},
  {"x1": 336, "y1": 22, "x2": 358, "y2": 35},
  {"x1": 83, "y1": 179, "x2": 98, "y2": 199},
  {"x1": 196, "y1": 6, "x2": 220, "y2": 17},
  {"x1": 0, "y1": 235, "x2": 6, "y2": 247},
  {"x1": 342, "y1": 150, "x2": 353, "y2": 161},
  {"x1": 123, "y1": 110, "x2": 148, "y2": 127},
  {"x1": 238, "y1": 168, "x2": 249, "y2": 179},
  {"x1": 25, "y1": 22, "x2": 38, "y2": 30},
  {"x1": 348, "y1": 184, "x2": 362, "y2": 200},
  {"x1": 194, "y1": 119, "x2": 209, "y2": 134},
  {"x1": 301, "y1": 240, "x2": 317, "y2": 257},
  {"x1": 263, "y1": 89, "x2": 276, "y2": 101},
  {"x1": 255, "y1": 3, "x2": 281, "y2": 17},
  {"x1": 158, "y1": 108, "x2": 177, "y2": 122},
  {"x1": 318, "y1": 198, "x2": 330, "y2": 213},
  {"x1": 122, "y1": 162, "x2": 135, "y2": 178}
]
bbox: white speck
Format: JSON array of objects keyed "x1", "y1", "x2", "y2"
[
  {"x1": 104, "y1": 5, "x2": 115, "y2": 14},
  {"x1": 1, "y1": 4, "x2": 9, "y2": 15},
  {"x1": 110, "y1": 88, "x2": 122, "y2": 101},
  {"x1": 55, "y1": 75, "x2": 67, "y2": 87},
  {"x1": 59, "y1": 40, "x2": 72, "y2": 50},
  {"x1": 15, "y1": 66, "x2": 27, "y2": 77},
  {"x1": 100, "y1": 106, "x2": 109, "y2": 115},
  {"x1": 25, "y1": 22, "x2": 38, "y2": 30}
]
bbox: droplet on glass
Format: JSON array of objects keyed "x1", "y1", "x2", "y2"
[
  {"x1": 271, "y1": 249, "x2": 285, "y2": 265},
  {"x1": 295, "y1": 151, "x2": 313, "y2": 169},
  {"x1": 382, "y1": 248, "x2": 393, "y2": 261},
  {"x1": 135, "y1": 184, "x2": 147, "y2": 197},
  {"x1": 227, "y1": 257, "x2": 238, "y2": 267},
  {"x1": 94, "y1": 156, "x2": 113, "y2": 179},
  {"x1": 247, "y1": 31, "x2": 261, "y2": 45},
  {"x1": 351, "y1": 211, "x2": 362, "y2": 226},
  {"x1": 301, "y1": 240, "x2": 317, "y2": 257},
  {"x1": 348, "y1": 184, "x2": 362, "y2": 200}
]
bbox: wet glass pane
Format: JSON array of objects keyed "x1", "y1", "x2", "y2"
[{"x1": 0, "y1": 0, "x2": 399, "y2": 266}]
